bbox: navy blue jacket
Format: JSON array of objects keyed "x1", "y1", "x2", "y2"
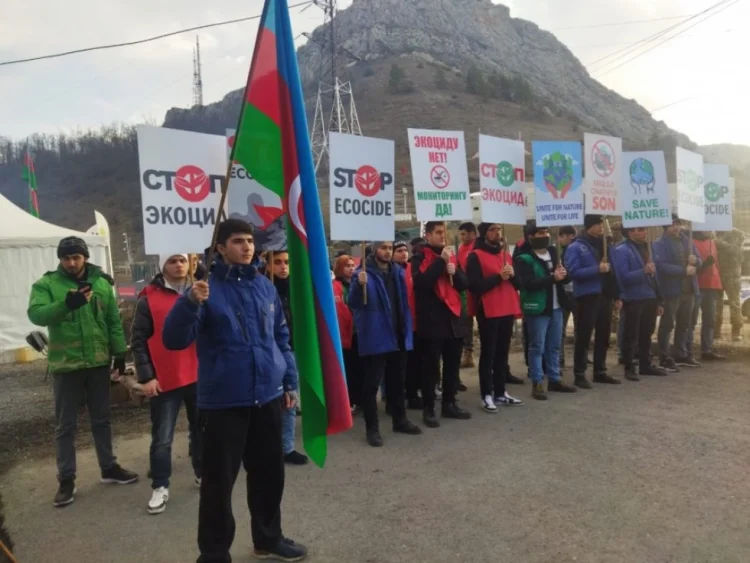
[
  {"x1": 613, "y1": 240, "x2": 661, "y2": 303},
  {"x1": 348, "y1": 258, "x2": 413, "y2": 357},
  {"x1": 564, "y1": 236, "x2": 619, "y2": 299},
  {"x1": 652, "y1": 233, "x2": 702, "y2": 299},
  {"x1": 162, "y1": 258, "x2": 298, "y2": 409}
]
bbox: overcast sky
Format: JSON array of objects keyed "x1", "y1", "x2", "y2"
[{"x1": 0, "y1": 0, "x2": 746, "y2": 146}]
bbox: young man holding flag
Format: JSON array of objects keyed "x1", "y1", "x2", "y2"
[{"x1": 163, "y1": 219, "x2": 307, "y2": 562}]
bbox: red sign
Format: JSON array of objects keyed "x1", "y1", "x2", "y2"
[
  {"x1": 430, "y1": 165, "x2": 450, "y2": 189},
  {"x1": 174, "y1": 165, "x2": 211, "y2": 203},
  {"x1": 354, "y1": 165, "x2": 382, "y2": 197}
]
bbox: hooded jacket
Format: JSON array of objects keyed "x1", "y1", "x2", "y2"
[
  {"x1": 130, "y1": 273, "x2": 198, "y2": 391},
  {"x1": 564, "y1": 234, "x2": 619, "y2": 299},
  {"x1": 613, "y1": 239, "x2": 662, "y2": 303},
  {"x1": 27, "y1": 263, "x2": 125, "y2": 374},
  {"x1": 162, "y1": 256, "x2": 297, "y2": 409}
]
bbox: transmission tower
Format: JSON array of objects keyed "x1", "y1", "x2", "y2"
[{"x1": 193, "y1": 36, "x2": 204, "y2": 107}]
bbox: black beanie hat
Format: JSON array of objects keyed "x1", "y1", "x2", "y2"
[
  {"x1": 477, "y1": 223, "x2": 492, "y2": 238},
  {"x1": 57, "y1": 236, "x2": 89, "y2": 259},
  {"x1": 584, "y1": 215, "x2": 604, "y2": 230}
]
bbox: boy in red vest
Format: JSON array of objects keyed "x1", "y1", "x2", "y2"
[
  {"x1": 131, "y1": 253, "x2": 200, "y2": 515},
  {"x1": 466, "y1": 223, "x2": 524, "y2": 412}
]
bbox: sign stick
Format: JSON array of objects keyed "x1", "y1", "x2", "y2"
[
  {"x1": 602, "y1": 216, "x2": 609, "y2": 262},
  {"x1": 361, "y1": 242, "x2": 368, "y2": 305},
  {"x1": 188, "y1": 254, "x2": 195, "y2": 284}
]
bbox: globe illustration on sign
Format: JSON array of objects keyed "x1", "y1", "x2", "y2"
[
  {"x1": 705, "y1": 182, "x2": 723, "y2": 203},
  {"x1": 542, "y1": 151, "x2": 574, "y2": 199},
  {"x1": 629, "y1": 158, "x2": 655, "y2": 194}
]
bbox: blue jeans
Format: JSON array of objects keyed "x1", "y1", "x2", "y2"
[
  {"x1": 658, "y1": 294, "x2": 694, "y2": 359},
  {"x1": 526, "y1": 309, "x2": 563, "y2": 384},
  {"x1": 150, "y1": 383, "x2": 201, "y2": 489},
  {"x1": 282, "y1": 406, "x2": 296, "y2": 455},
  {"x1": 688, "y1": 289, "x2": 719, "y2": 354}
]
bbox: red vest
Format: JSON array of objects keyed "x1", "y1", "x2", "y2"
[
  {"x1": 471, "y1": 248, "x2": 522, "y2": 319},
  {"x1": 694, "y1": 239, "x2": 723, "y2": 290},
  {"x1": 333, "y1": 279, "x2": 354, "y2": 350},
  {"x1": 141, "y1": 284, "x2": 198, "y2": 392},
  {"x1": 405, "y1": 262, "x2": 417, "y2": 330}
]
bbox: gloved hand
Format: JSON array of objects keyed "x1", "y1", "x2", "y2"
[
  {"x1": 65, "y1": 290, "x2": 89, "y2": 310},
  {"x1": 111, "y1": 356, "x2": 126, "y2": 376}
]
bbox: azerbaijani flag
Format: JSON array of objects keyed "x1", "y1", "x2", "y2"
[
  {"x1": 22, "y1": 152, "x2": 39, "y2": 217},
  {"x1": 230, "y1": 0, "x2": 352, "y2": 466}
]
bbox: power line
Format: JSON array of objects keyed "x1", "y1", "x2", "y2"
[
  {"x1": 594, "y1": 0, "x2": 740, "y2": 78},
  {"x1": 650, "y1": 96, "x2": 697, "y2": 113},
  {"x1": 0, "y1": 1, "x2": 313, "y2": 68},
  {"x1": 551, "y1": 14, "x2": 693, "y2": 31}
]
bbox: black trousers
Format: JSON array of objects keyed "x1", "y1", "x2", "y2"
[
  {"x1": 478, "y1": 316, "x2": 514, "y2": 398},
  {"x1": 363, "y1": 350, "x2": 408, "y2": 430},
  {"x1": 622, "y1": 299, "x2": 659, "y2": 369},
  {"x1": 560, "y1": 302, "x2": 577, "y2": 367},
  {"x1": 574, "y1": 295, "x2": 613, "y2": 376},
  {"x1": 344, "y1": 335, "x2": 363, "y2": 407},
  {"x1": 405, "y1": 334, "x2": 421, "y2": 401},
  {"x1": 197, "y1": 399, "x2": 284, "y2": 563},
  {"x1": 420, "y1": 337, "x2": 462, "y2": 410}
]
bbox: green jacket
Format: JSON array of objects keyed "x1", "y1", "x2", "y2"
[{"x1": 27, "y1": 264, "x2": 126, "y2": 374}]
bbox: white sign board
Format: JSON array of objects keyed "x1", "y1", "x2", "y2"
[
  {"x1": 226, "y1": 129, "x2": 287, "y2": 251},
  {"x1": 694, "y1": 163, "x2": 733, "y2": 232},
  {"x1": 584, "y1": 132, "x2": 622, "y2": 215},
  {"x1": 137, "y1": 126, "x2": 226, "y2": 255},
  {"x1": 478, "y1": 135, "x2": 527, "y2": 225},
  {"x1": 407, "y1": 128, "x2": 471, "y2": 221},
  {"x1": 676, "y1": 147, "x2": 705, "y2": 223},
  {"x1": 620, "y1": 151, "x2": 672, "y2": 227},
  {"x1": 532, "y1": 141, "x2": 584, "y2": 227},
  {"x1": 329, "y1": 132, "x2": 395, "y2": 241}
]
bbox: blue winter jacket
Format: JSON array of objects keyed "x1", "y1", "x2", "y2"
[
  {"x1": 613, "y1": 240, "x2": 660, "y2": 303},
  {"x1": 564, "y1": 236, "x2": 617, "y2": 298},
  {"x1": 348, "y1": 259, "x2": 413, "y2": 357},
  {"x1": 162, "y1": 257, "x2": 298, "y2": 409},
  {"x1": 652, "y1": 233, "x2": 702, "y2": 299}
]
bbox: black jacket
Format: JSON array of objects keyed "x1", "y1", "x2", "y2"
[
  {"x1": 410, "y1": 245, "x2": 469, "y2": 340},
  {"x1": 514, "y1": 245, "x2": 573, "y2": 315},
  {"x1": 130, "y1": 274, "x2": 182, "y2": 384},
  {"x1": 466, "y1": 238, "x2": 520, "y2": 321}
]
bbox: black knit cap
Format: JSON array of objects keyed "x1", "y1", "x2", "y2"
[
  {"x1": 394, "y1": 241, "x2": 408, "y2": 251},
  {"x1": 478, "y1": 222, "x2": 500, "y2": 238},
  {"x1": 57, "y1": 236, "x2": 89, "y2": 259},
  {"x1": 583, "y1": 215, "x2": 604, "y2": 230}
]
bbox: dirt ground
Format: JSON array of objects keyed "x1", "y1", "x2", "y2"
[{"x1": 1, "y1": 352, "x2": 749, "y2": 563}]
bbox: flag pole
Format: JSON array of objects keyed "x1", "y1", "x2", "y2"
[
  {"x1": 602, "y1": 215, "x2": 609, "y2": 262},
  {"x1": 269, "y1": 251, "x2": 275, "y2": 282},
  {"x1": 361, "y1": 242, "x2": 367, "y2": 305}
]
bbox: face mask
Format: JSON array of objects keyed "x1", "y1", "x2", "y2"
[{"x1": 531, "y1": 236, "x2": 550, "y2": 250}]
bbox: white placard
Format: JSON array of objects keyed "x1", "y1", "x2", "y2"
[
  {"x1": 137, "y1": 126, "x2": 226, "y2": 255},
  {"x1": 225, "y1": 129, "x2": 287, "y2": 251},
  {"x1": 620, "y1": 151, "x2": 672, "y2": 227},
  {"x1": 693, "y1": 163, "x2": 733, "y2": 232},
  {"x1": 407, "y1": 128, "x2": 471, "y2": 221},
  {"x1": 329, "y1": 132, "x2": 395, "y2": 241},
  {"x1": 676, "y1": 147, "x2": 705, "y2": 223},
  {"x1": 478, "y1": 135, "x2": 527, "y2": 225},
  {"x1": 532, "y1": 141, "x2": 584, "y2": 227},
  {"x1": 584, "y1": 132, "x2": 622, "y2": 214}
]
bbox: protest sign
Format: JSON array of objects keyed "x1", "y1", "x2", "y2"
[
  {"x1": 329, "y1": 132, "x2": 395, "y2": 241},
  {"x1": 676, "y1": 147, "x2": 705, "y2": 223},
  {"x1": 531, "y1": 141, "x2": 584, "y2": 226},
  {"x1": 408, "y1": 128, "x2": 471, "y2": 221},
  {"x1": 584, "y1": 133, "x2": 622, "y2": 214},
  {"x1": 137, "y1": 126, "x2": 226, "y2": 255},
  {"x1": 226, "y1": 129, "x2": 287, "y2": 250},
  {"x1": 478, "y1": 135, "x2": 527, "y2": 225},
  {"x1": 694, "y1": 163, "x2": 732, "y2": 232},
  {"x1": 620, "y1": 151, "x2": 672, "y2": 227}
]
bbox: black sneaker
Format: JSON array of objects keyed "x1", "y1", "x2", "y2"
[
  {"x1": 506, "y1": 373, "x2": 525, "y2": 385},
  {"x1": 624, "y1": 366, "x2": 640, "y2": 382},
  {"x1": 100, "y1": 464, "x2": 138, "y2": 485},
  {"x1": 284, "y1": 451, "x2": 309, "y2": 465},
  {"x1": 254, "y1": 537, "x2": 308, "y2": 561},
  {"x1": 547, "y1": 380, "x2": 578, "y2": 393},
  {"x1": 674, "y1": 356, "x2": 701, "y2": 368},
  {"x1": 701, "y1": 351, "x2": 727, "y2": 361},
  {"x1": 392, "y1": 420, "x2": 422, "y2": 435},
  {"x1": 441, "y1": 402, "x2": 472, "y2": 420},
  {"x1": 574, "y1": 376, "x2": 592, "y2": 389},
  {"x1": 639, "y1": 364, "x2": 668, "y2": 376},
  {"x1": 456, "y1": 382, "x2": 468, "y2": 392},
  {"x1": 406, "y1": 397, "x2": 424, "y2": 410},
  {"x1": 593, "y1": 373, "x2": 622, "y2": 384},
  {"x1": 659, "y1": 357, "x2": 680, "y2": 373},
  {"x1": 53, "y1": 479, "x2": 76, "y2": 507},
  {"x1": 366, "y1": 429, "x2": 383, "y2": 447},
  {"x1": 422, "y1": 409, "x2": 440, "y2": 428}
]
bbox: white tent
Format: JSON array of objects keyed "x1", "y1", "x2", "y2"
[{"x1": 0, "y1": 194, "x2": 111, "y2": 353}]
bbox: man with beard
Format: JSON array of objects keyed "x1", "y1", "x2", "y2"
[
  {"x1": 564, "y1": 215, "x2": 622, "y2": 388},
  {"x1": 612, "y1": 227, "x2": 668, "y2": 380},
  {"x1": 457, "y1": 222, "x2": 478, "y2": 370},
  {"x1": 466, "y1": 223, "x2": 524, "y2": 412},
  {"x1": 349, "y1": 241, "x2": 422, "y2": 446},
  {"x1": 411, "y1": 222, "x2": 472, "y2": 427},
  {"x1": 28, "y1": 236, "x2": 138, "y2": 507}
]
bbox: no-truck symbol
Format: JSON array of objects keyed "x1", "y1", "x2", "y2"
[{"x1": 430, "y1": 165, "x2": 450, "y2": 189}]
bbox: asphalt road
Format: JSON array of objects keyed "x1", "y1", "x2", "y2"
[{"x1": 2, "y1": 356, "x2": 749, "y2": 563}]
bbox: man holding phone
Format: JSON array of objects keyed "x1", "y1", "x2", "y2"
[{"x1": 28, "y1": 236, "x2": 138, "y2": 508}]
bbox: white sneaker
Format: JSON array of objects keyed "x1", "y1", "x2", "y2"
[
  {"x1": 496, "y1": 392, "x2": 523, "y2": 406},
  {"x1": 194, "y1": 476, "x2": 202, "y2": 488},
  {"x1": 147, "y1": 487, "x2": 169, "y2": 515},
  {"x1": 482, "y1": 395, "x2": 498, "y2": 413},
  {"x1": 434, "y1": 385, "x2": 443, "y2": 399}
]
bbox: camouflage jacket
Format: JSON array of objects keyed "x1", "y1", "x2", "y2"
[{"x1": 716, "y1": 231, "x2": 744, "y2": 278}]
